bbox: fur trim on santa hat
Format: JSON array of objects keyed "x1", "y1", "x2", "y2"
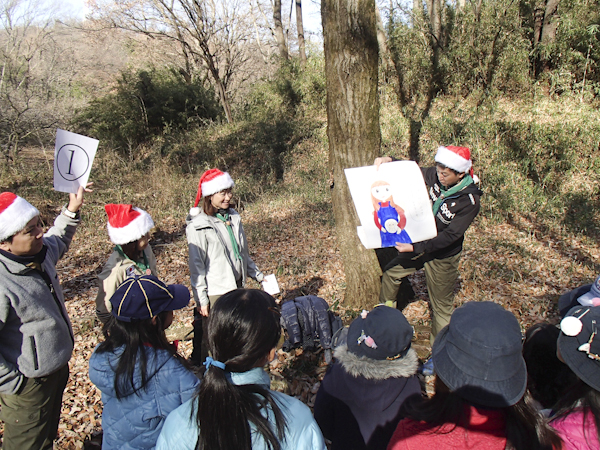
[
  {"x1": 435, "y1": 145, "x2": 472, "y2": 174},
  {"x1": 190, "y1": 169, "x2": 235, "y2": 216},
  {"x1": 105, "y1": 204, "x2": 154, "y2": 245},
  {"x1": 0, "y1": 192, "x2": 40, "y2": 242}
]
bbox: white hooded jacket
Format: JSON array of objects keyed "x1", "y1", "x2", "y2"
[{"x1": 185, "y1": 209, "x2": 263, "y2": 307}]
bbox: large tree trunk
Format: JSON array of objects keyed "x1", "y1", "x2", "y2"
[
  {"x1": 273, "y1": 0, "x2": 289, "y2": 60},
  {"x1": 322, "y1": 0, "x2": 382, "y2": 309},
  {"x1": 296, "y1": 0, "x2": 307, "y2": 64}
]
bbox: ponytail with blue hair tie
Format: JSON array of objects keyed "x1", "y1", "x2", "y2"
[{"x1": 203, "y1": 356, "x2": 226, "y2": 371}]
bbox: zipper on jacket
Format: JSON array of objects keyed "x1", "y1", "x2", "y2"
[
  {"x1": 29, "y1": 336, "x2": 39, "y2": 371},
  {"x1": 44, "y1": 273, "x2": 75, "y2": 345}
]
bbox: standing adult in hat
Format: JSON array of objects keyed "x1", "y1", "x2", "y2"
[
  {"x1": 387, "y1": 301, "x2": 561, "y2": 450},
  {"x1": 185, "y1": 168, "x2": 264, "y2": 366},
  {"x1": 89, "y1": 275, "x2": 199, "y2": 449},
  {"x1": 375, "y1": 146, "x2": 482, "y2": 375},
  {"x1": 314, "y1": 305, "x2": 420, "y2": 450},
  {"x1": 0, "y1": 185, "x2": 91, "y2": 450},
  {"x1": 550, "y1": 305, "x2": 600, "y2": 449},
  {"x1": 95, "y1": 204, "x2": 158, "y2": 324}
]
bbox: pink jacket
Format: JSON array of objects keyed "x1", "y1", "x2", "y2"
[
  {"x1": 387, "y1": 405, "x2": 507, "y2": 450},
  {"x1": 551, "y1": 408, "x2": 600, "y2": 450}
]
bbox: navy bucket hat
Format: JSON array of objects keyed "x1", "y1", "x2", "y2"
[
  {"x1": 432, "y1": 301, "x2": 527, "y2": 408},
  {"x1": 110, "y1": 275, "x2": 190, "y2": 322}
]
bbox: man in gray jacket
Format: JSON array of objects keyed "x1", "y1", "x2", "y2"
[{"x1": 0, "y1": 186, "x2": 90, "y2": 450}]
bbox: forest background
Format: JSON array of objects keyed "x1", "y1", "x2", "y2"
[{"x1": 1, "y1": 0, "x2": 600, "y2": 447}]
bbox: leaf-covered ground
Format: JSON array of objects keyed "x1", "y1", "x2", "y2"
[{"x1": 2, "y1": 146, "x2": 599, "y2": 449}]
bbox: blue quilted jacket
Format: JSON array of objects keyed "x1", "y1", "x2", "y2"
[{"x1": 89, "y1": 344, "x2": 200, "y2": 450}]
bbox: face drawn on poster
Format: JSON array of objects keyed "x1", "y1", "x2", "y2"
[
  {"x1": 53, "y1": 129, "x2": 99, "y2": 194},
  {"x1": 345, "y1": 161, "x2": 437, "y2": 249}
]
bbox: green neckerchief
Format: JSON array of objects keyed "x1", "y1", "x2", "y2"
[
  {"x1": 115, "y1": 245, "x2": 150, "y2": 273},
  {"x1": 432, "y1": 175, "x2": 474, "y2": 215},
  {"x1": 216, "y1": 211, "x2": 243, "y2": 261}
]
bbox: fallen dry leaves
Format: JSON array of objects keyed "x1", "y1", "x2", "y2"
[{"x1": 2, "y1": 154, "x2": 600, "y2": 449}]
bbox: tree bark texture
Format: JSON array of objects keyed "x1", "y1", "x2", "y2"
[
  {"x1": 541, "y1": 0, "x2": 560, "y2": 44},
  {"x1": 296, "y1": 0, "x2": 307, "y2": 64},
  {"x1": 533, "y1": 0, "x2": 560, "y2": 76},
  {"x1": 322, "y1": 0, "x2": 382, "y2": 308},
  {"x1": 273, "y1": 0, "x2": 290, "y2": 60}
]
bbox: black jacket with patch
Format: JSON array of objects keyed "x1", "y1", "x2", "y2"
[
  {"x1": 314, "y1": 344, "x2": 421, "y2": 450},
  {"x1": 411, "y1": 166, "x2": 482, "y2": 260}
]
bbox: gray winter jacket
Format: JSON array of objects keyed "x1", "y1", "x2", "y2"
[
  {"x1": 0, "y1": 212, "x2": 78, "y2": 395},
  {"x1": 185, "y1": 209, "x2": 262, "y2": 307}
]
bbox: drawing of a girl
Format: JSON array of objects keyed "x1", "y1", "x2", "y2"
[{"x1": 371, "y1": 180, "x2": 412, "y2": 247}]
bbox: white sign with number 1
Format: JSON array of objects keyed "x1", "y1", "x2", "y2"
[{"x1": 53, "y1": 129, "x2": 99, "y2": 194}]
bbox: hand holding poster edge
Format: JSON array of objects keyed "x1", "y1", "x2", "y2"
[{"x1": 53, "y1": 129, "x2": 99, "y2": 194}]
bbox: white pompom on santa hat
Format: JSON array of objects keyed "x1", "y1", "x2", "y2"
[
  {"x1": 105, "y1": 204, "x2": 155, "y2": 245},
  {"x1": 0, "y1": 192, "x2": 40, "y2": 242},
  {"x1": 189, "y1": 168, "x2": 235, "y2": 216}
]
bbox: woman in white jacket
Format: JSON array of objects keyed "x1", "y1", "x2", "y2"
[{"x1": 186, "y1": 168, "x2": 263, "y2": 365}]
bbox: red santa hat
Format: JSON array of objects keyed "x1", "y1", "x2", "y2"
[
  {"x1": 190, "y1": 168, "x2": 235, "y2": 216},
  {"x1": 0, "y1": 192, "x2": 40, "y2": 242},
  {"x1": 435, "y1": 146, "x2": 474, "y2": 177},
  {"x1": 105, "y1": 204, "x2": 154, "y2": 245}
]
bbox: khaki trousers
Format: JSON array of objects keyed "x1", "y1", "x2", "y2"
[
  {"x1": 380, "y1": 252, "x2": 461, "y2": 345},
  {"x1": 0, "y1": 363, "x2": 69, "y2": 450}
]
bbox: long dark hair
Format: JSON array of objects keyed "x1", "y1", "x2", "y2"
[
  {"x1": 96, "y1": 311, "x2": 185, "y2": 399},
  {"x1": 203, "y1": 196, "x2": 217, "y2": 216},
  {"x1": 523, "y1": 323, "x2": 577, "y2": 409},
  {"x1": 400, "y1": 377, "x2": 561, "y2": 450},
  {"x1": 194, "y1": 289, "x2": 285, "y2": 450},
  {"x1": 552, "y1": 378, "x2": 600, "y2": 446}
]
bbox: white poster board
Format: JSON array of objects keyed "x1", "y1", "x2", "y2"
[
  {"x1": 344, "y1": 161, "x2": 437, "y2": 249},
  {"x1": 53, "y1": 129, "x2": 99, "y2": 194}
]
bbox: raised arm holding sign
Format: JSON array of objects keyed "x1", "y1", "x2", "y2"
[{"x1": 53, "y1": 129, "x2": 98, "y2": 194}]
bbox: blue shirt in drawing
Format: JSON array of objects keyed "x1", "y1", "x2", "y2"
[{"x1": 376, "y1": 202, "x2": 412, "y2": 247}]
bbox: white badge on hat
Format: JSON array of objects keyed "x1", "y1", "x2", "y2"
[{"x1": 560, "y1": 308, "x2": 591, "y2": 336}]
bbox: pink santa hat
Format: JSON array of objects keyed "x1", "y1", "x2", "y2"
[
  {"x1": 0, "y1": 192, "x2": 40, "y2": 242},
  {"x1": 105, "y1": 204, "x2": 154, "y2": 245},
  {"x1": 435, "y1": 146, "x2": 474, "y2": 177},
  {"x1": 189, "y1": 168, "x2": 235, "y2": 216}
]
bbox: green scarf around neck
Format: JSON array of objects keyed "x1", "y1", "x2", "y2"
[
  {"x1": 432, "y1": 175, "x2": 474, "y2": 215},
  {"x1": 216, "y1": 212, "x2": 243, "y2": 261},
  {"x1": 115, "y1": 245, "x2": 150, "y2": 273}
]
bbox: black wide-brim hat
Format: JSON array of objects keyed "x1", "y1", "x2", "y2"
[
  {"x1": 558, "y1": 305, "x2": 600, "y2": 392},
  {"x1": 432, "y1": 301, "x2": 527, "y2": 408}
]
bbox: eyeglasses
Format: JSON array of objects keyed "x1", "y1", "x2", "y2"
[{"x1": 218, "y1": 189, "x2": 233, "y2": 197}]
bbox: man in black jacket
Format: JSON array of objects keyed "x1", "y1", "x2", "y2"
[{"x1": 375, "y1": 146, "x2": 482, "y2": 371}]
